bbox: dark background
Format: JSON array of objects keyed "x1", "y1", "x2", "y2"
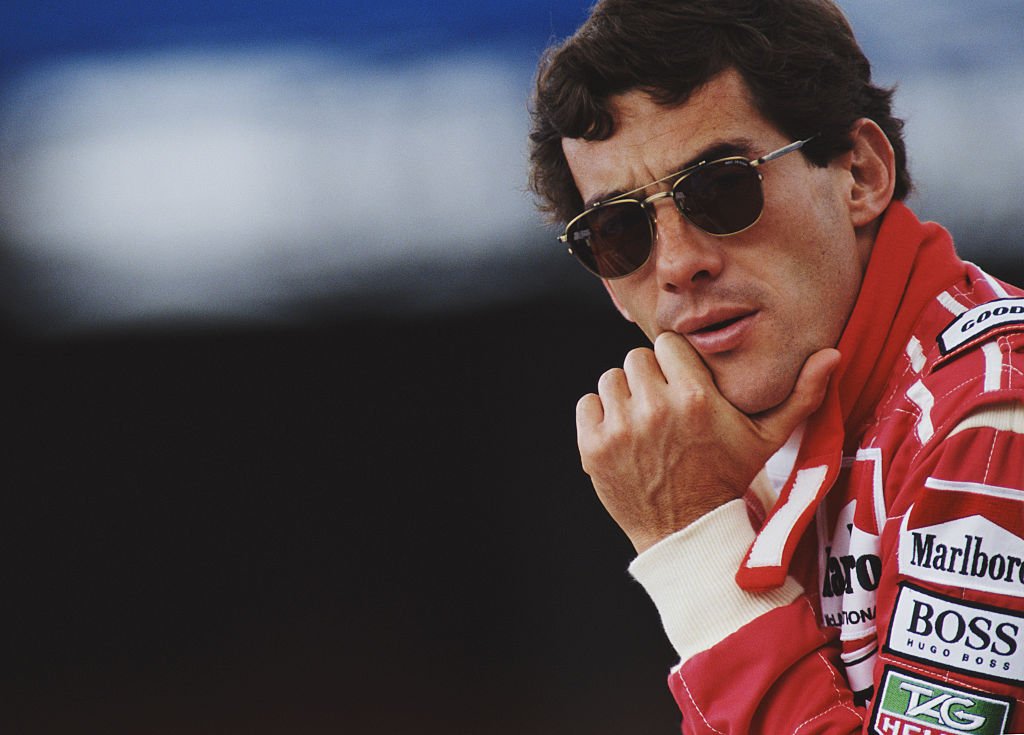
[{"x1": 6, "y1": 287, "x2": 685, "y2": 734}]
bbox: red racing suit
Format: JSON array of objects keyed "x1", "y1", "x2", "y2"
[{"x1": 628, "y1": 202, "x2": 1024, "y2": 734}]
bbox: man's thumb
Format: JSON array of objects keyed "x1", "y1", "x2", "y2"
[{"x1": 756, "y1": 348, "x2": 841, "y2": 442}]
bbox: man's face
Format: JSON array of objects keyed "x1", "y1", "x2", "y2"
[{"x1": 562, "y1": 70, "x2": 869, "y2": 414}]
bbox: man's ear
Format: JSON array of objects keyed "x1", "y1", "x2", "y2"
[
  {"x1": 844, "y1": 118, "x2": 896, "y2": 228},
  {"x1": 602, "y1": 280, "x2": 635, "y2": 322}
]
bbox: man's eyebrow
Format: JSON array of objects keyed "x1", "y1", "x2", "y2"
[{"x1": 585, "y1": 139, "x2": 756, "y2": 207}]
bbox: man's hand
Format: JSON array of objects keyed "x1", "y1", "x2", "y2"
[{"x1": 576, "y1": 332, "x2": 840, "y2": 554}]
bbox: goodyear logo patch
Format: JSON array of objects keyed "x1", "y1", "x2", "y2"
[
  {"x1": 871, "y1": 666, "x2": 1013, "y2": 735},
  {"x1": 938, "y1": 297, "x2": 1024, "y2": 356}
]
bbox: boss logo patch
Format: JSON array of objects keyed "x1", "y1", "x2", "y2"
[
  {"x1": 884, "y1": 583, "x2": 1024, "y2": 684},
  {"x1": 871, "y1": 666, "x2": 1013, "y2": 735},
  {"x1": 938, "y1": 297, "x2": 1024, "y2": 355}
]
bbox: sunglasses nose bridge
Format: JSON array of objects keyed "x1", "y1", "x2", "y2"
[{"x1": 640, "y1": 189, "x2": 676, "y2": 224}]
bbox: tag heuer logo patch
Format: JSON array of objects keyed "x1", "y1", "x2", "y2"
[
  {"x1": 871, "y1": 666, "x2": 1013, "y2": 735},
  {"x1": 938, "y1": 297, "x2": 1024, "y2": 355}
]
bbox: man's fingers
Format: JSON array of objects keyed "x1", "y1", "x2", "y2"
[
  {"x1": 576, "y1": 392, "x2": 605, "y2": 429},
  {"x1": 756, "y1": 348, "x2": 841, "y2": 443},
  {"x1": 575, "y1": 392, "x2": 605, "y2": 475},
  {"x1": 578, "y1": 366, "x2": 631, "y2": 431},
  {"x1": 597, "y1": 366, "x2": 631, "y2": 404},
  {"x1": 652, "y1": 331, "x2": 714, "y2": 386},
  {"x1": 622, "y1": 347, "x2": 667, "y2": 402}
]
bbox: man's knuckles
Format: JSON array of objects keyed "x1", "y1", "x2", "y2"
[
  {"x1": 577, "y1": 429, "x2": 631, "y2": 478},
  {"x1": 673, "y1": 382, "x2": 714, "y2": 410},
  {"x1": 631, "y1": 396, "x2": 673, "y2": 426}
]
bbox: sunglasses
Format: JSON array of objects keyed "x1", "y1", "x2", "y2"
[{"x1": 558, "y1": 136, "x2": 816, "y2": 279}]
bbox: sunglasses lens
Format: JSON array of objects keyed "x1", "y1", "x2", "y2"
[
  {"x1": 565, "y1": 159, "x2": 767, "y2": 277},
  {"x1": 567, "y1": 201, "x2": 652, "y2": 278},
  {"x1": 675, "y1": 160, "x2": 763, "y2": 235}
]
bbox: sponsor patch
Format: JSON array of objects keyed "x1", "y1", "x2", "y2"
[
  {"x1": 938, "y1": 297, "x2": 1024, "y2": 356},
  {"x1": 819, "y1": 500, "x2": 881, "y2": 638},
  {"x1": 884, "y1": 583, "x2": 1024, "y2": 684},
  {"x1": 899, "y1": 514, "x2": 1024, "y2": 598},
  {"x1": 871, "y1": 666, "x2": 1014, "y2": 735}
]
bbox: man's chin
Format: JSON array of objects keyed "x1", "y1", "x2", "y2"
[{"x1": 718, "y1": 375, "x2": 795, "y2": 416}]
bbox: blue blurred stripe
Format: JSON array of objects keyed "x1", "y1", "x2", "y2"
[{"x1": 0, "y1": 1, "x2": 590, "y2": 69}]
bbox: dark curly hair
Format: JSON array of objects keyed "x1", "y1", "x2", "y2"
[{"x1": 528, "y1": 0, "x2": 910, "y2": 224}]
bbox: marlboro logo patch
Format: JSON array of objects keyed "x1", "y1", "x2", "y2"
[
  {"x1": 871, "y1": 666, "x2": 1013, "y2": 735},
  {"x1": 898, "y1": 514, "x2": 1024, "y2": 598}
]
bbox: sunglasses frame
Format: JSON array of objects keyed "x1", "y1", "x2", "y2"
[{"x1": 558, "y1": 136, "x2": 816, "y2": 279}]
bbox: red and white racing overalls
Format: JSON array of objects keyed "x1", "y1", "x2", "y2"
[{"x1": 629, "y1": 202, "x2": 1024, "y2": 734}]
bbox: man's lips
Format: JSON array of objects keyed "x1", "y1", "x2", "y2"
[{"x1": 677, "y1": 309, "x2": 760, "y2": 354}]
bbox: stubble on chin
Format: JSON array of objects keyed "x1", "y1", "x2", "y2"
[
  {"x1": 717, "y1": 368, "x2": 794, "y2": 415},
  {"x1": 707, "y1": 341, "x2": 806, "y2": 417}
]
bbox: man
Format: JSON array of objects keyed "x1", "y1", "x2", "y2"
[{"x1": 528, "y1": 1, "x2": 1024, "y2": 733}]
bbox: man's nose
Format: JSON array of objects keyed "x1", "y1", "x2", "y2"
[{"x1": 647, "y1": 197, "x2": 725, "y2": 292}]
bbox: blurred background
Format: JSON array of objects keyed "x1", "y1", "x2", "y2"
[{"x1": 3, "y1": 1, "x2": 1022, "y2": 732}]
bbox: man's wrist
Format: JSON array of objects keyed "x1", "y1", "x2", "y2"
[{"x1": 629, "y1": 492, "x2": 741, "y2": 554}]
